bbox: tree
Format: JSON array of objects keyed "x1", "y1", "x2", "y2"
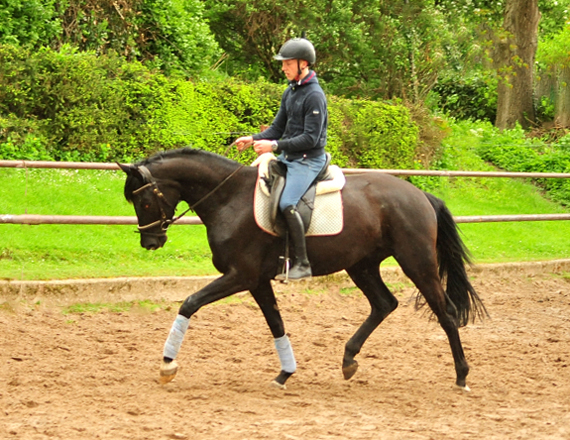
[
  {"x1": 494, "y1": 0, "x2": 540, "y2": 129},
  {"x1": 58, "y1": 0, "x2": 220, "y2": 76},
  {"x1": 203, "y1": 0, "x2": 292, "y2": 82},
  {"x1": 0, "y1": 0, "x2": 60, "y2": 47},
  {"x1": 537, "y1": 25, "x2": 570, "y2": 127},
  {"x1": 204, "y1": 0, "x2": 472, "y2": 100},
  {"x1": 0, "y1": 0, "x2": 220, "y2": 77}
]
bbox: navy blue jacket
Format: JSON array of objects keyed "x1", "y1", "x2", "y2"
[{"x1": 252, "y1": 71, "x2": 327, "y2": 160}]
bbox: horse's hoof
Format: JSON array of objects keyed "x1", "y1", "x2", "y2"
[
  {"x1": 270, "y1": 380, "x2": 286, "y2": 390},
  {"x1": 342, "y1": 361, "x2": 359, "y2": 380},
  {"x1": 159, "y1": 360, "x2": 179, "y2": 384},
  {"x1": 455, "y1": 383, "x2": 471, "y2": 392}
]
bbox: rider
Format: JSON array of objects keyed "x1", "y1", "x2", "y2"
[{"x1": 235, "y1": 37, "x2": 328, "y2": 281}]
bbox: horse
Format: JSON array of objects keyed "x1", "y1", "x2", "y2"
[{"x1": 119, "y1": 147, "x2": 487, "y2": 391}]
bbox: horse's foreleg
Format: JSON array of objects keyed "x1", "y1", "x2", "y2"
[
  {"x1": 250, "y1": 280, "x2": 296, "y2": 389},
  {"x1": 160, "y1": 314, "x2": 190, "y2": 383},
  {"x1": 343, "y1": 260, "x2": 398, "y2": 380},
  {"x1": 272, "y1": 335, "x2": 296, "y2": 389},
  {"x1": 160, "y1": 272, "x2": 249, "y2": 384}
]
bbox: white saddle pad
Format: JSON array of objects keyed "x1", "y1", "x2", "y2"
[{"x1": 251, "y1": 154, "x2": 345, "y2": 237}]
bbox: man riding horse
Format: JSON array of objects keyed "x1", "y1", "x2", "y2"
[{"x1": 235, "y1": 37, "x2": 328, "y2": 281}]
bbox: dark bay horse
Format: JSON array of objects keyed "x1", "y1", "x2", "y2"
[{"x1": 119, "y1": 147, "x2": 486, "y2": 391}]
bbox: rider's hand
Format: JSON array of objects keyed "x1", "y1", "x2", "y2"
[
  {"x1": 253, "y1": 140, "x2": 273, "y2": 155},
  {"x1": 235, "y1": 136, "x2": 253, "y2": 151}
]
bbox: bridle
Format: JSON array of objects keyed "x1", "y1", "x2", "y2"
[
  {"x1": 132, "y1": 163, "x2": 244, "y2": 236},
  {"x1": 132, "y1": 165, "x2": 178, "y2": 236}
]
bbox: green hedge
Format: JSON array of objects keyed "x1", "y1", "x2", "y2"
[
  {"x1": 431, "y1": 74, "x2": 498, "y2": 123},
  {"x1": 329, "y1": 97, "x2": 419, "y2": 169},
  {"x1": 476, "y1": 124, "x2": 570, "y2": 206},
  {"x1": 0, "y1": 44, "x2": 420, "y2": 168}
]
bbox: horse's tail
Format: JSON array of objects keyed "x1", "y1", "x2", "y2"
[{"x1": 423, "y1": 192, "x2": 488, "y2": 327}]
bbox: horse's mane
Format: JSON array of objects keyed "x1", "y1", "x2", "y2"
[
  {"x1": 124, "y1": 147, "x2": 237, "y2": 202},
  {"x1": 134, "y1": 147, "x2": 228, "y2": 167}
]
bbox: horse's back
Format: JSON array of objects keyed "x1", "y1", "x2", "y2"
[{"x1": 342, "y1": 172, "x2": 435, "y2": 223}]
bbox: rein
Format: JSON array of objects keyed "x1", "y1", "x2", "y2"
[
  {"x1": 134, "y1": 162, "x2": 245, "y2": 234},
  {"x1": 188, "y1": 163, "x2": 245, "y2": 211}
]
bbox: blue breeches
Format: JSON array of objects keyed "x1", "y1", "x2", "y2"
[{"x1": 278, "y1": 154, "x2": 327, "y2": 212}]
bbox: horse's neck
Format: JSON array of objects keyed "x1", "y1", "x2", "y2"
[
  {"x1": 156, "y1": 155, "x2": 234, "y2": 185},
  {"x1": 157, "y1": 155, "x2": 242, "y2": 212}
]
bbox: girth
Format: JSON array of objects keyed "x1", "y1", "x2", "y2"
[{"x1": 263, "y1": 153, "x2": 332, "y2": 236}]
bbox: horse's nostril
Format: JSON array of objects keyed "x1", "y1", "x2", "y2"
[
  {"x1": 140, "y1": 235, "x2": 166, "y2": 251},
  {"x1": 141, "y1": 241, "x2": 158, "y2": 251}
]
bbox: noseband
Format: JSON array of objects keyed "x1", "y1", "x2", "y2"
[
  {"x1": 132, "y1": 163, "x2": 245, "y2": 236},
  {"x1": 132, "y1": 165, "x2": 179, "y2": 236}
]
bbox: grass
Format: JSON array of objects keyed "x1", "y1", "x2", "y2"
[
  {"x1": 434, "y1": 179, "x2": 570, "y2": 262},
  {"x1": 429, "y1": 121, "x2": 570, "y2": 263},
  {"x1": 0, "y1": 168, "x2": 216, "y2": 280},
  {"x1": 1, "y1": 123, "x2": 570, "y2": 281},
  {"x1": 61, "y1": 299, "x2": 168, "y2": 315}
]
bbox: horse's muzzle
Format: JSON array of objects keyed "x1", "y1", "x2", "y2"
[{"x1": 140, "y1": 233, "x2": 167, "y2": 250}]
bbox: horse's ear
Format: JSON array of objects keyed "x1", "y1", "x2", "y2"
[
  {"x1": 117, "y1": 162, "x2": 147, "y2": 185},
  {"x1": 117, "y1": 163, "x2": 145, "y2": 180},
  {"x1": 117, "y1": 162, "x2": 134, "y2": 175}
]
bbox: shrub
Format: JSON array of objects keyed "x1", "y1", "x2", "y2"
[
  {"x1": 0, "y1": 0, "x2": 220, "y2": 77},
  {"x1": 432, "y1": 74, "x2": 498, "y2": 122},
  {"x1": 0, "y1": 44, "x2": 143, "y2": 161},
  {"x1": 0, "y1": 0, "x2": 60, "y2": 48},
  {"x1": 0, "y1": 133, "x2": 52, "y2": 161},
  {"x1": 328, "y1": 97, "x2": 419, "y2": 169},
  {"x1": 0, "y1": 44, "x2": 421, "y2": 169},
  {"x1": 476, "y1": 124, "x2": 570, "y2": 206}
]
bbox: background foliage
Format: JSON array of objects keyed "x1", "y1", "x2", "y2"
[
  {"x1": 0, "y1": 0, "x2": 221, "y2": 76},
  {"x1": 205, "y1": 0, "x2": 474, "y2": 101},
  {"x1": 476, "y1": 124, "x2": 570, "y2": 205},
  {"x1": 0, "y1": 0, "x2": 61, "y2": 47},
  {"x1": 0, "y1": 44, "x2": 421, "y2": 169},
  {"x1": 1, "y1": 0, "x2": 569, "y2": 104},
  {"x1": 0, "y1": 0, "x2": 569, "y2": 169}
]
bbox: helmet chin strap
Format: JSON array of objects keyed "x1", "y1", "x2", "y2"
[{"x1": 295, "y1": 60, "x2": 308, "y2": 83}]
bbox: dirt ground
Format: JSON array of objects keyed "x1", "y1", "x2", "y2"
[{"x1": 1, "y1": 262, "x2": 570, "y2": 440}]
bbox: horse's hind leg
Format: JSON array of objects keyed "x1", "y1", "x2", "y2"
[
  {"x1": 250, "y1": 280, "x2": 296, "y2": 389},
  {"x1": 396, "y1": 252, "x2": 470, "y2": 389},
  {"x1": 420, "y1": 277, "x2": 470, "y2": 389},
  {"x1": 343, "y1": 257, "x2": 399, "y2": 380}
]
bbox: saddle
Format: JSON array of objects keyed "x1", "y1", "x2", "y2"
[{"x1": 253, "y1": 153, "x2": 343, "y2": 237}]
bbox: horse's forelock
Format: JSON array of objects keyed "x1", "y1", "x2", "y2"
[{"x1": 123, "y1": 172, "x2": 141, "y2": 203}]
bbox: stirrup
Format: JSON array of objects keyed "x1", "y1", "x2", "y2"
[{"x1": 275, "y1": 258, "x2": 290, "y2": 282}]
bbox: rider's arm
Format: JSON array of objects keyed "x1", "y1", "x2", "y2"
[{"x1": 252, "y1": 92, "x2": 288, "y2": 147}]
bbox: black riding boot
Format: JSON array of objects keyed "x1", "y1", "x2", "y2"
[{"x1": 277, "y1": 205, "x2": 312, "y2": 281}]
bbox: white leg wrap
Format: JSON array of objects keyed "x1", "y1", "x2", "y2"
[
  {"x1": 163, "y1": 315, "x2": 190, "y2": 360},
  {"x1": 274, "y1": 334, "x2": 297, "y2": 373}
]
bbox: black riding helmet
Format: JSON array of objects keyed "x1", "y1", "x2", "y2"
[{"x1": 274, "y1": 38, "x2": 316, "y2": 65}]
